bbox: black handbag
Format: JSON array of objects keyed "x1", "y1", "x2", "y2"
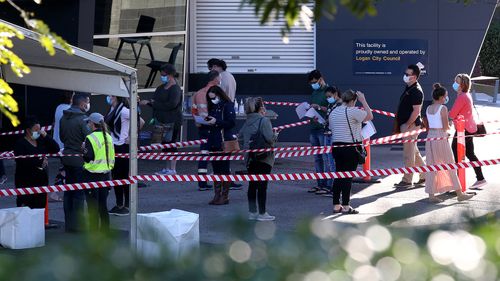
[
  {"x1": 473, "y1": 104, "x2": 487, "y2": 137},
  {"x1": 345, "y1": 108, "x2": 366, "y2": 165},
  {"x1": 248, "y1": 118, "x2": 273, "y2": 162}
]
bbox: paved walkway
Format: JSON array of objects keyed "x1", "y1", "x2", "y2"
[{"x1": 0, "y1": 104, "x2": 499, "y2": 245}]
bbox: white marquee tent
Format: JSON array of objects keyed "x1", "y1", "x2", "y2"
[{"x1": 0, "y1": 19, "x2": 140, "y2": 246}]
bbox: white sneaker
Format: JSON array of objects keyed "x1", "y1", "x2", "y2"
[
  {"x1": 471, "y1": 180, "x2": 487, "y2": 189},
  {"x1": 248, "y1": 212, "x2": 258, "y2": 220},
  {"x1": 155, "y1": 169, "x2": 177, "y2": 176},
  {"x1": 257, "y1": 212, "x2": 275, "y2": 221}
]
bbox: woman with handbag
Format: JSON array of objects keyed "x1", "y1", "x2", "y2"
[
  {"x1": 205, "y1": 85, "x2": 236, "y2": 205},
  {"x1": 238, "y1": 97, "x2": 278, "y2": 221},
  {"x1": 424, "y1": 83, "x2": 473, "y2": 202},
  {"x1": 139, "y1": 63, "x2": 183, "y2": 176},
  {"x1": 449, "y1": 73, "x2": 487, "y2": 189},
  {"x1": 329, "y1": 90, "x2": 373, "y2": 214}
]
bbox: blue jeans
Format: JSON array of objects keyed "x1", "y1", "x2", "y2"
[
  {"x1": 310, "y1": 129, "x2": 327, "y2": 188},
  {"x1": 324, "y1": 134, "x2": 335, "y2": 189}
]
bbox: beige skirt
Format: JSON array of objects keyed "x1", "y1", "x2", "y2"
[{"x1": 424, "y1": 129, "x2": 461, "y2": 194}]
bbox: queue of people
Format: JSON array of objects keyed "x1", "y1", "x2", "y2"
[{"x1": 0, "y1": 61, "x2": 486, "y2": 231}]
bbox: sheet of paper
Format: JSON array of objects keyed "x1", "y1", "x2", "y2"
[
  {"x1": 305, "y1": 108, "x2": 325, "y2": 125},
  {"x1": 362, "y1": 121, "x2": 377, "y2": 140},
  {"x1": 194, "y1": 115, "x2": 209, "y2": 125},
  {"x1": 295, "y1": 102, "x2": 310, "y2": 119}
]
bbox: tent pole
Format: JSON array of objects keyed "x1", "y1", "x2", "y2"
[{"x1": 129, "y1": 72, "x2": 138, "y2": 250}]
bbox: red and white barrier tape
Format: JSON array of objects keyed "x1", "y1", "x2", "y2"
[
  {"x1": 264, "y1": 101, "x2": 301, "y2": 107},
  {"x1": 370, "y1": 128, "x2": 426, "y2": 144},
  {"x1": 0, "y1": 179, "x2": 135, "y2": 197},
  {"x1": 264, "y1": 101, "x2": 396, "y2": 118},
  {"x1": 1, "y1": 158, "x2": 498, "y2": 197},
  {"x1": 132, "y1": 158, "x2": 500, "y2": 183},
  {"x1": 0, "y1": 125, "x2": 52, "y2": 136},
  {"x1": 273, "y1": 120, "x2": 310, "y2": 131},
  {"x1": 139, "y1": 139, "x2": 208, "y2": 151},
  {"x1": 116, "y1": 148, "x2": 332, "y2": 161}
]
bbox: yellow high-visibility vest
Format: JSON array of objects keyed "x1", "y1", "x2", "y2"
[{"x1": 84, "y1": 131, "x2": 115, "y2": 173}]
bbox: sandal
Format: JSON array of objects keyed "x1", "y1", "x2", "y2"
[
  {"x1": 333, "y1": 207, "x2": 343, "y2": 213},
  {"x1": 342, "y1": 207, "x2": 359, "y2": 214},
  {"x1": 308, "y1": 187, "x2": 320, "y2": 193},
  {"x1": 315, "y1": 188, "x2": 330, "y2": 195}
]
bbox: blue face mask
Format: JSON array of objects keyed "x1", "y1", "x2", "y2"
[
  {"x1": 311, "y1": 82, "x2": 321, "y2": 90},
  {"x1": 327, "y1": 97, "x2": 336, "y2": 104},
  {"x1": 444, "y1": 96, "x2": 449, "y2": 104},
  {"x1": 32, "y1": 131, "x2": 40, "y2": 140},
  {"x1": 160, "y1": 75, "x2": 169, "y2": 84},
  {"x1": 106, "y1": 96, "x2": 112, "y2": 105},
  {"x1": 452, "y1": 82, "x2": 460, "y2": 92}
]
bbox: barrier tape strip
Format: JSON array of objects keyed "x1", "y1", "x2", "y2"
[
  {"x1": 1, "y1": 158, "x2": 498, "y2": 197},
  {"x1": 263, "y1": 101, "x2": 396, "y2": 118},
  {"x1": 139, "y1": 139, "x2": 208, "y2": 152},
  {"x1": 3, "y1": 128, "x2": 500, "y2": 160},
  {"x1": 0, "y1": 125, "x2": 52, "y2": 136},
  {"x1": 115, "y1": 148, "x2": 332, "y2": 161}
]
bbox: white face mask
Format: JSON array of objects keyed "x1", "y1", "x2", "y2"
[
  {"x1": 403, "y1": 75, "x2": 411, "y2": 84},
  {"x1": 83, "y1": 103, "x2": 90, "y2": 112},
  {"x1": 211, "y1": 97, "x2": 220, "y2": 105}
]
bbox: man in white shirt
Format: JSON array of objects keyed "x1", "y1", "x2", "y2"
[{"x1": 207, "y1": 58, "x2": 237, "y2": 102}]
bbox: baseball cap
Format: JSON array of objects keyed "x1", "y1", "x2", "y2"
[{"x1": 84, "y1": 112, "x2": 104, "y2": 124}]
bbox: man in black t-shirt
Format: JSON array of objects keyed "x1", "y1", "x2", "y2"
[{"x1": 394, "y1": 64, "x2": 426, "y2": 188}]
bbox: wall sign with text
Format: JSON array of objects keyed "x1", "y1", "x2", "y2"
[{"x1": 353, "y1": 39, "x2": 428, "y2": 75}]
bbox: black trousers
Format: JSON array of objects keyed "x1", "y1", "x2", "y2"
[
  {"x1": 16, "y1": 193, "x2": 46, "y2": 209},
  {"x1": 64, "y1": 166, "x2": 86, "y2": 232},
  {"x1": 112, "y1": 144, "x2": 130, "y2": 207},
  {"x1": 84, "y1": 170, "x2": 110, "y2": 232},
  {"x1": 332, "y1": 143, "x2": 359, "y2": 206},
  {"x1": 247, "y1": 161, "x2": 272, "y2": 214},
  {"x1": 451, "y1": 131, "x2": 485, "y2": 181}
]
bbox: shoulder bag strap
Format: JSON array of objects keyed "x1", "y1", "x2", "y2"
[{"x1": 345, "y1": 107, "x2": 357, "y2": 143}]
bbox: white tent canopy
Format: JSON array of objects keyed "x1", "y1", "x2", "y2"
[{"x1": 0, "y1": 19, "x2": 139, "y2": 247}]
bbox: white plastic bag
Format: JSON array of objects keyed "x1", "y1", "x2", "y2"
[
  {"x1": 137, "y1": 209, "x2": 199, "y2": 259},
  {"x1": 0, "y1": 207, "x2": 45, "y2": 249}
]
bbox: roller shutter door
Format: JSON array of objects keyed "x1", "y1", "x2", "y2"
[{"x1": 191, "y1": 0, "x2": 315, "y2": 73}]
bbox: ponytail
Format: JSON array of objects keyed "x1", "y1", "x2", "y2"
[{"x1": 96, "y1": 120, "x2": 111, "y2": 169}]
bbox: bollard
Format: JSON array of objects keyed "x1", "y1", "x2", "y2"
[
  {"x1": 45, "y1": 196, "x2": 49, "y2": 225},
  {"x1": 353, "y1": 138, "x2": 380, "y2": 183},
  {"x1": 363, "y1": 139, "x2": 371, "y2": 181},
  {"x1": 455, "y1": 116, "x2": 466, "y2": 192}
]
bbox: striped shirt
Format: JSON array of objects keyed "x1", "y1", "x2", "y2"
[{"x1": 329, "y1": 105, "x2": 367, "y2": 143}]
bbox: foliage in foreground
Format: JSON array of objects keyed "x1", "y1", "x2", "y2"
[
  {"x1": 480, "y1": 21, "x2": 500, "y2": 79},
  {"x1": 1, "y1": 214, "x2": 500, "y2": 281},
  {"x1": 0, "y1": 0, "x2": 72, "y2": 127}
]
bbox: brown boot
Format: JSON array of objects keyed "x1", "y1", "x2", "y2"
[
  {"x1": 209, "y1": 182, "x2": 222, "y2": 205},
  {"x1": 213, "y1": 181, "x2": 230, "y2": 205}
]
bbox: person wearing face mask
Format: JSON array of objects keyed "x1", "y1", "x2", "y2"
[
  {"x1": 60, "y1": 92, "x2": 92, "y2": 232},
  {"x1": 423, "y1": 83, "x2": 474, "y2": 203},
  {"x1": 205, "y1": 85, "x2": 236, "y2": 205},
  {"x1": 104, "y1": 96, "x2": 131, "y2": 216},
  {"x1": 83, "y1": 113, "x2": 115, "y2": 232},
  {"x1": 449, "y1": 73, "x2": 487, "y2": 189},
  {"x1": 191, "y1": 70, "x2": 221, "y2": 191},
  {"x1": 321, "y1": 86, "x2": 342, "y2": 195},
  {"x1": 238, "y1": 97, "x2": 278, "y2": 221},
  {"x1": 14, "y1": 116, "x2": 60, "y2": 209},
  {"x1": 140, "y1": 63, "x2": 183, "y2": 176},
  {"x1": 307, "y1": 69, "x2": 329, "y2": 193},
  {"x1": 393, "y1": 64, "x2": 426, "y2": 188},
  {"x1": 329, "y1": 90, "x2": 373, "y2": 214}
]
